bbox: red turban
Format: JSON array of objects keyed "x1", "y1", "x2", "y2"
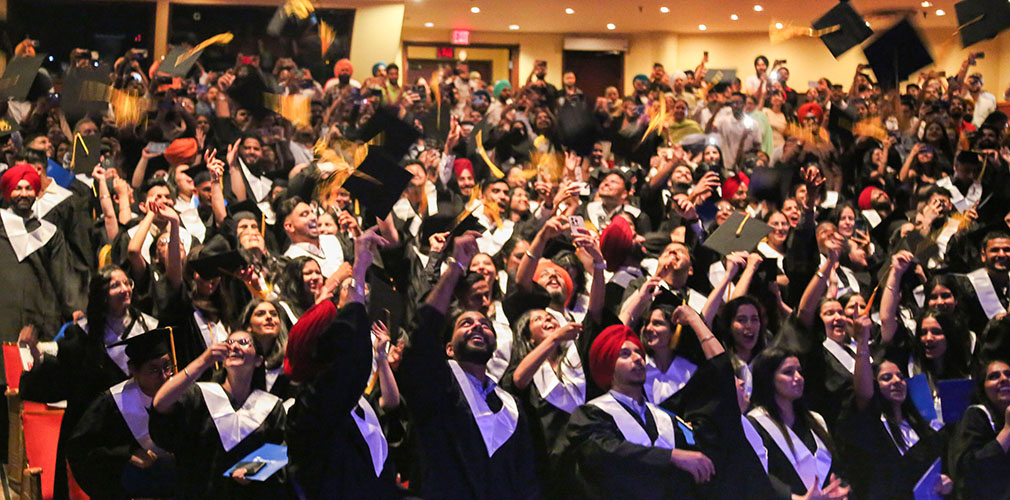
[
  {"x1": 589, "y1": 324, "x2": 644, "y2": 390},
  {"x1": 797, "y1": 102, "x2": 824, "y2": 123},
  {"x1": 284, "y1": 300, "x2": 338, "y2": 383},
  {"x1": 164, "y1": 138, "x2": 198, "y2": 167},
  {"x1": 334, "y1": 58, "x2": 353, "y2": 78},
  {"x1": 601, "y1": 215, "x2": 634, "y2": 272},
  {"x1": 722, "y1": 171, "x2": 749, "y2": 200},
  {"x1": 1, "y1": 163, "x2": 41, "y2": 201},
  {"x1": 453, "y1": 158, "x2": 474, "y2": 179},
  {"x1": 535, "y1": 259, "x2": 574, "y2": 305},
  {"x1": 858, "y1": 186, "x2": 883, "y2": 211}
]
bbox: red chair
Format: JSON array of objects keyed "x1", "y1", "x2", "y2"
[{"x1": 21, "y1": 406, "x2": 62, "y2": 500}]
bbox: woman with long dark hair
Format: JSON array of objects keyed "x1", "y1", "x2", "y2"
[
  {"x1": 276, "y1": 256, "x2": 341, "y2": 323},
  {"x1": 20, "y1": 265, "x2": 159, "y2": 500},
  {"x1": 712, "y1": 296, "x2": 770, "y2": 396},
  {"x1": 238, "y1": 298, "x2": 292, "y2": 399},
  {"x1": 746, "y1": 347, "x2": 847, "y2": 498},
  {"x1": 152, "y1": 330, "x2": 288, "y2": 499},
  {"x1": 948, "y1": 356, "x2": 1010, "y2": 499}
]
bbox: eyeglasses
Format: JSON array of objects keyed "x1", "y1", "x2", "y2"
[{"x1": 225, "y1": 337, "x2": 253, "y2": 347}]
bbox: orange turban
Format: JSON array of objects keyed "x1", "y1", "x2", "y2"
[
  {"x1": 334, "y1": 58, "x2": 353, "y2": 78},
  {"x1": 535, "y1": 259, "x2": 574, "y2": 305},
  {"x1": 164, "y1": 138, "x2": 198, "y2": 167}
]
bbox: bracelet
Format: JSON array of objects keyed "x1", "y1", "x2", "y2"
[
  {"x1": 700, "y1": 336, "x2": 719, "y2": 344},
  {"x1": 183, "y1": 367, "x2": 191, "y2": 378}
]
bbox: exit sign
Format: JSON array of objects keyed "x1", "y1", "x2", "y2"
[
  {"x1": 451, "y1": 29, "x2": 470, "y2": 45},
  {"x1": 436, "y1": 47, "x2": 454, "y2": 58}
]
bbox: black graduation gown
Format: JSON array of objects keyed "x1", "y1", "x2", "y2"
[
  {"x1": 148, "y1": 384, "x2": 289, "y2": 500},
  {"x1": 19, "y1": 325, "x2": 131, "y2": 500},
  {"x1": 398, "y1": 305, "x2": 541, "y2": 500},
  {"x1": 746, "y1": 411, "x2": 838, "y2": 496},
  {"x1": 66, "y1": 388, "x2": 176, "y2": 500},
  {"x1": 948, "y1": 405, "x2": 1010, "y2": 500},
  {"x1": 836, "y1": 398, "x2": 944, "y2": 500},
  {"x1": 40, "y1": 184, "x2": 95, "y2": 281},
  {"x1": 0, "y1": 218, "x2": 84, "y2": 358},
  {"x1": 551, "y1": 397, "x2": 699, "y2": 500},
  {"x1": 285, "y1": 302, "x2": 403, "y2": 499},
  {"x1": 155, "y1": 280, "x2": 227, "y2": 374},
  {"x1": 666, "y1": 354, "x2": 791, "y2": 500}
]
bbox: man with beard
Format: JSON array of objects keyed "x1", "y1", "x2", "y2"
[
  {"x1": 966, "y1": 71, "x2": 996, "y2": 127},
  {"x1": 964, "y1": 232, "x2": 1010, "y2": 334},
  {"x1": 551, "y1": 324, "x2": 714, "y2": 499},
  {"x1": 399, "y1": 231, "x2": 540, "y2": 499},
  {"x1": 0, "y1": 164, "x2": 84, "y2": 356},
  {"x1": 948, "y1": 97, "x2": 976, "y2": 137},
  {"x1": 280, "y1": 196, "x2": 347, "y2": 278},
  {"x1": 621, "y1": 241, "x2": 708, "y2": 315},
  {"x1": 227, "y1": 134, "x2": 276, "y2": 225},
  {"x1": 526, "y1": 60, "x2": 558, "y2": 111}
]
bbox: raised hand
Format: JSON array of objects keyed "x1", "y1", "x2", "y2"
[
  {"x1": 452, "y1": 231, "x2": 481, "y2": 269},
  {"x1": 539, "y1": 214, "x2": 570, "y2": 240},
  {"x1": 226, "y1": 139, "x2": 241, "y2": 168},
  {"x1": 372, "y1": 320, "x2": 391, "y2": 360}
]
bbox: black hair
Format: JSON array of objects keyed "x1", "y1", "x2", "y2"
[
  {"x1": 142, "y1": 179, "x2": 171, "y2": 200},
  {"x1": 84, "y1": 265, "x2": 153, "y2": 367},
  {"x1": 714, "y1": 296, "x2": 768, "y2": 372},
  {"x1": 974, "y1": 356, "x2": 1010, "y2": 429},
  {"x1": 17, "y1": 147, "x2": 47, "y2": 167},
  {"x1": 750, "y1": 347, "x2": 835, "y2": 455},
  {"x1": 386, "y1": 63, "x2": 399, "y2": 72},
  {"x1": 982, "y1": 231, "x2": 1010, "y2": 251},
  {"x1": 278, "y1": 256, "x2": 318, "y2": 314},
  {"x1": 183, "y1": 244, "x2": 236, "y2": 325},
  {"x1": 912, "y1": 308, "x2": 971, "y2": 381},
  {"x1": 754, "y1": 55, "x2": 769, "y2": 68},
  {"x1": 238, "y1": 298, "x2": 289, "y2": 370},
  {"x1": 870, "y1": 359, "x2": 932, "y2": 452}
]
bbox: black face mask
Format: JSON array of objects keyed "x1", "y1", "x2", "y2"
[{"x1": 338, "y1": 74, "x2": 350, "y2": 85}]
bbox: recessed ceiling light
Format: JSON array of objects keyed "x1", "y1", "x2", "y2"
[
  {"x1": 606, "y1": 23, "x2": 616, "y2": 30},
  {"x1": 865, "y1": 21, "x2": 871, "y2": 27},
  {"x1": 565, "y1": 7, "x2": 575, "y2": 14},
  {"x1": 935, "y1": 8, "x2": 945, "y2": 15},
  {"x1": 775, "y1": 22, "x2": 783, "y2": 29},
  {"x1": 471, "y1": 6, "x2": 480, "y2": 13},
  {"x1": 424, "y1": 22, "x2": 434, "y2": 27},
  {"x1": 920, "y1": 1, "x2": 931, "y2": 6},
  {"x1": 753, "y1": 5, "x2": 763, "y2": 11},
  {"x1": 508, "y1": 24, "x2": 519, "y2": 30},
  {"x1": 698, "y1": 24, "x2": 707, "y2": 31},
  {"x1": 730, "y1": 14, "x2": 739, "y2": 20},
  {"x1": 660, "y1": 6, "x2": 670, "y2": 13}
]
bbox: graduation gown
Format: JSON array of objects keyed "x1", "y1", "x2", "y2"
[
  {"x1": 552, "y1": 391, "x2": 699, "y2": 500},
  {"x1": 285, "y1": 301, "x2": 402, "y2": 499},
  {"x1": 746, "y1": 407, "x2": 835, "y2": 496},
  {"x1": 155, "y1": 281, "x2": 230, "y2": 372},
  {"x1": 37, "y1": 180, "x2": 95, "y2": 281},
  {"x1": 66, "y1": 379, "x2": 176, "y2": 500},
  {"x1": 836, "y1": 398, "x2": 944, "y2": 500},
  {"x1": 149, "y1": 383, "x2": 288, "y2": 500},
  {"x1": 948, "y1": 404, "x2": 1010, "y2": 500},
  {"x1": 0, "y1": 209, "x2": 84, "y2": 360},
  {"x1": 398, "y1": 305, "x2": 541, "y2": 500}
]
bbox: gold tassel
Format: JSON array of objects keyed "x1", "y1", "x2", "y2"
[
  {"x1": 283, "y1": 0, "x2": 315, "y2": 19},
  {"x1": 319, "y1": 21, "x2": 336, "y2": 57},
  {"x1": 769, "y1": 21, "x2": 841, "y2": 44},
  {"x1": 669, "y1": 324, "x2": 683, "y2": 350},
  {"x1": 264, "y1": 93, "x2": 311, "y2": 129},
  {"x1": 167, "y1": 327, "x2": 178, "y2": 374},
  {"x1": 176, "y1": 33, "x2": 234, "y2": 69},
  {"x1": 640, "y1": 96, "x2": 667, "y2": 145},
  {"x1": 475, "y1": 129, "x2": 505, "y2": 178}
]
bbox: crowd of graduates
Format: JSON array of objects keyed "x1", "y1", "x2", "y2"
[{"x1": 6, "y1": 5, "x2": 1010, "y2": 500}]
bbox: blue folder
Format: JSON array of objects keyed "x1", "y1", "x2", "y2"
[
  {"x1": 937, "y1": 378, "x2": 974, "y2": 425},
  {"x1": 913, "y1": 458, "x2": 942, "y2": 500},
  {"x1": 906, "y1": 374, "x2": 937, "y2": 421},
  {"x1": 222, "y1": 443, "x2": 288, "y2": 481}
]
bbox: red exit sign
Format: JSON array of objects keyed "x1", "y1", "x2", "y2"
[
  {"x1": 451, "y1": 29, "x2": 470, "y2": 45},
  {"x1": 436, "y1": 47, "x2": 454, "y2": 58}
]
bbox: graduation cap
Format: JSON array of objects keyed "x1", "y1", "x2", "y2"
[
  {"x1": 418, "y1": 201, "x2": 487, "y2": 243},
  {"x1": 71, "y1": 134, "x2": 102, "y2": 174},
  {"x1": 62, "y1": 64, "x2": 111, "y2": 123},
  {"x1": 0, "y1": 114, "x2": 20, "y2": 139},
  {"x1": 108, "y1": 328, "x2": 173, "y2": 365},
  {"x1": 352, "y1": 106, "x2": 420, "y2": 160},
  {"x1": 0, "y1": 55, "x2": 46, "y2": 101},
  {"x1": 159, "y1": 33, "x2": 234, "y2": 78},
  {"x1": 956, "y1": 149, "x2": 984, "y2": 168},
  {"x1": 266, "y1": 0, "x2": 317, "y2": 38},
  {"x1": 862, "y1": 18, "x2": 933, "y2": 90},
  {"x1": 747, "y1": 167, "x2": 791, "y2": 206},
  {"x1": 704, "y1": 69, "x2": 737, "y2": 84},
  {"x1": 227, "y1": 198, "x2": 263, "y2": 222},
  {"x1": 955, "y1": 0, "x2": 1010, "y2": 48},
  {"x1": 341, "y1": 148, "x2": 413, "y2": 219},
  {"x1": 703, "y1": 212, "x2": 772, "y2": 256},
  {"x1": 188, "y1": 234, "x2": 247, "y2": 279},
  {"x1": 828, "y1": 106, "x2": 858, "y2": 150},
  {"x1": 813, "y1": 1, "x2": 874, "y2": 58},
  {"x1": 557, "y1": 105, "x2": 600, "y2": 157},
  {"x1": 652, "y1": 287, "x2": 684, "y2": 309},
  {"x1": 179, "y1": 164, "x2": 211, "y2": 184},
  {"x1": 227, "y1": 69, "x2": 271, "y2": 119}
]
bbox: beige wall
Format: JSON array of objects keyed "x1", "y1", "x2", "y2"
[{"x1": 349, "y1": 4, "x2": 405, "y2": 81}]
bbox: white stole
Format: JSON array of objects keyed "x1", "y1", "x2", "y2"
[
  {"x1": 193, "y1": 310, "x2": 229, "y2": 349},
  {"x1": 350, "y1": 396, "x2": 388, "y2": 477},
  {"x1": 447, "y1": 360, "x2": 519, "y2": 457},
  {"x1": 935, "y1": 218, "x2": 961, "y2": 259},
  {"x1": 936, "y1": 176, "x2": 981, "y2": 213},
  {"x1": 110, "y1": 379, "x2": 163, "y2": 453},
  {"x1": 1, "y1": 208, "x2": 56, "y2": 262},
  {"x1": 748, "y1": 407, "x2": 832, "y2": 491},
  {"x1": 238, "y1": 159, "x2": 275, "y2": 224},
  {"x1": 588, "y1": 392, "x2": 677, "y2": 449},
  {"x1": 822, "y1": 338, "x2": 856, "y2": 374},
  {"x1": 485, "y1": 304, "x2": 514, "y2": 383},
  {"x1": 175, "y1": 197, "x2": 207, "y2": 243},
  {"x1": 742, "y1": 414, "x2": 769, "y2": 472},
  {"x1": 969, "y1": 404, "x2": 996, "y2": 432},
  {"x1": 968, "y1": 268, "x2": 1007, "y2": 319},
  {"x1": 35, "y1": 182, "x2": 72, "y2": 219},
  {"x1": 644, "y1": 356, "x2": 697, "y2": 405},
  {"x1": 87, "y1": 312, "x2": 157, "y2": 375},
  {"x1": 283, "y1": 234, "x2": 345, "y2": 277},
  {"x1": 532, "y1": 341, "x2": 586, "y2": 413},
  {"x1": 197, "y1": 383, "x2": 279, "y2": 452}
]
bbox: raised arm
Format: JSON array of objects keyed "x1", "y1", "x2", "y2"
[
  {"x1": 131, "y1": 146, "x2": 159, "y2": 190},
  {"x1": 225, "y1": 139, "x2": 248, "y2": 202},
  {"x1": 153, "y1": 341, "x2": 227, "y2": 413},
  {"x1": 205, "y1": 149, "x2": 228, "y2": 226},
  {"x1": 92, "y1": 166, "x2": 118, "y2": 243},
  {"x1": 371, "y1": 320, "x2": 400, "y2": 410},
  {"x1": 879, "y1": 251, "x2": 913, "y2": 345},
  {"x1": 674, "y1": 305, "x2": 724, "y2": 359},
  {"x1": 574, "y1": 228, "x2": 606, "y2": 324},
  {"x1": 730, "y1": 252, "x2": 763, "y2": 300},
  {"x1": 426, "y1": 232, "x2": 479, "y2": 313},
  {"x1": 152, "y1": 203, "x2": 183, "y2": 290},
  {"x1": 797, "y1": 234, "x2": 841, "y2": 329},
  {"x1": 126, "y1": 208, "x2": 154, "y2": 279},
  {"x1": 619, "y1": 276, "x2": 663, "y2": 327},
  {"x1": 511, "y1": 322, "x2": 581, "y2": 390},
  {"x1": 701, "y1": 252, "x2": 746, "y2": 327},
  {"x1": 516, "y1": 215, "x2": 568, "y2": 293}
]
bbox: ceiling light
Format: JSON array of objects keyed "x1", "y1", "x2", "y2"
[
  {"x1": 424, "y1": 22, "x2": 434, "y2": 27},
  {"x1": 865, "y1": 21, "x2": 871, "y2": 27},
  {"x1": 753, "y1": 5, "x2": 763, "y2": 12},
  {"x1": 565, "y1": 8, "x2": 575, "y2": 14},
  {"x1": 606, "y1": 23, "x2": 616, "y2": 30},
  {"x1": 698, "y1": 24, "x2": 707, "y2": 31},
  {"x1": 935, "y1": 8, "x2": 945, "y2": 15},
  {"x1": 730, "y1": 14, "x2": 739, "y2": 20},
  {"x1": 920, "y1": 1, "x2": 931, "y2": 6},
  {"x1": 660, "y1": 6, "x2": 670, "y2": 13},
  {"x1": 775, "y1": 22, "x2": 783, "y2": 29},
  {"x1": 471, "y1": 6, "x2": 480, "y2": 13},
  {"x1": 508, "y1": 24, "x2": 519, "y2": 30}
]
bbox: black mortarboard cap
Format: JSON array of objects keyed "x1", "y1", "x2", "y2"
[
  {"x1": 813, "y1": 1, "x2": 874, "y2": 58},
  {"x1": 62, "y1": 64, "x2": 111, "y2": 123},
  {"x1": 109, "y1": 328, "x2": 173, "y2": 365},
  {"x1": 955, "y1": 0, "x2": 1010, "y2": 48},
  {"x1": 71, "y1": 134, "x2": 102, "y2": 174},
  {"x1": 227, "y1": 199, "x2": 263, "y2": 221},
  {"x1": 652, "y1": 287, "x2": 684, "y2": 309},
  {"x1": 828, "y1": 106, "x2": 858, "y2": 150},
  {"x1": 227, "y1": 68, "x2": 271, "y2": 119},
  {"x1": 179, "y1": 164, "x2": 211, "y2": 184},
  {"x1": 748, "y1": 167, "x2": 791, "y2": 206},
  {"x1": 557, "y1": 105, "x2": 600, "y2": 157},
  {"x1": 0, "y1": 114, "x2": 20, "y2": 138},
  {"x1": 956, "y1": 149, "x2": 984, "y2": 167},
  {"x1": 862, "y1": 18, "x2": 933, "y2": 90},
  {"x1": 419, "y1": 208, "x2": 487, "y2": 243},
  {"x1": 0, "y1": 55, "x2": 46, "y2": 101},
  {"x1": 341, "y1": 148, "x2": 413, "y2": 219},
  {"x1": 352, "y1": 106, "x2": 420, "y2": 160},
  {"x1": 160, "y1": 47, "x2": 205, "y2": 78},
  {"x1": 703, "y1": 212, "x2": 772, "y2": 256},
  {"x1": 189, "y1": 249, "x2": 246, "y2": 279}
]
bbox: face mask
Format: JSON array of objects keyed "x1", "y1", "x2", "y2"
[{"x1": 338, "y1": 74, "x2": 350, "y2": 85}]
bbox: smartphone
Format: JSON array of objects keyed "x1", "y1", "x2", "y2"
[
  {"x1": 854, "y1": 218, "x2": 869, "y2": 235},
  {"x1": 234, "y1": 461, "x2": 266, "y2": 476},
  {"x1": 657, "y1": 147, "x2": 674, "y2": 160},
  {"x1": 568, "y1": 215, "x2": 586, "y2": 235},
  {"x1": 147, "y1": 142, "x2": 168, "y2": 154},
  {"x1": 240, "y1": 56, "x2": 255, "y2": 66}
]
